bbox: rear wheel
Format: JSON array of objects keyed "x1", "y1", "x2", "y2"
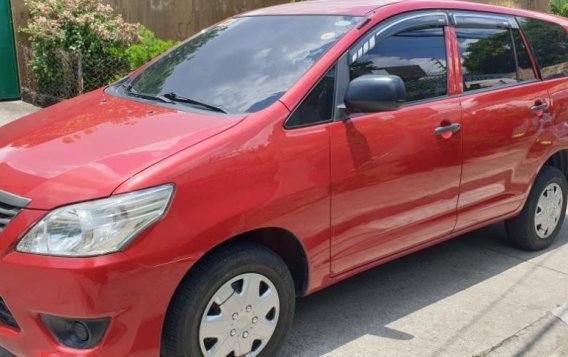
[
  {"x1": 162, "y1": 242, "x2": 295, "y2": 357},
  {"x1": 506, "y1": 166, "x2": 567, "y2": 251}
]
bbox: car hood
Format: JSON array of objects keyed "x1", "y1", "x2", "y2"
[{"x1": 0, "y1": 90, "x2": 245, "y2": 209}]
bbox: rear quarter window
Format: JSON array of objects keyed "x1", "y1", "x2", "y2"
[
  {"x1": 457, "y1": 27, "x2": 535, "y2": 92},
  {"x1": 517, "y1": 17, "x2": 568, "y2": 80}
]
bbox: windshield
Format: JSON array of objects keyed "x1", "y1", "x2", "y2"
[{"x1": 129, "y1": 15, "x2": 360, "y2": 114}]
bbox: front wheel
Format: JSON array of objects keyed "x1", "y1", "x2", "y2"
[
  {"x1": 162, "y1": 242, "x2": 295, "y2": 357},
  {"x1": 506, "y1": 166, "x2": 568, "y2": 251}
]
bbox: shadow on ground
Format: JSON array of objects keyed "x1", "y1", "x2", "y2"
[{"x1": 278, "y1": 220, "x2": 568, "y2": 356}]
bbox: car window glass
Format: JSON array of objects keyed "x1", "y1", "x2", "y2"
[
  {"x1": 457, "y1": 28, "x2": 519, "y2": 91},
  {"x1": 129, "y1": 16, "x2": 359, "y2": 114},
  {"x1": 517, "y1": 17, "x2": 568, "y2": 80},
  {"x1": 287, "y1": 67, "x2": 336, "y2": 128},
  {"x1": 349, "y1": 28, "x2": 448, "y2": 102},
  {"x1": 512, "y1": 29, "x2": 536, "y2": 81}
]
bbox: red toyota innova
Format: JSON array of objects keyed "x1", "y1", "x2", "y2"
[{"x1": 1, "y1": 0, "x2": 568, "y2": 355}]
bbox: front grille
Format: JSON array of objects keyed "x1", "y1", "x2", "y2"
[
  {"x1": 0, "y1": 190, "x2": 30, "y2": 234},
  {"x1": 0, "y1": 297, "x2": 19, "y2": 330},
  {"x1": 0, "y1": 203, "x2": 21, "y2": 234}
]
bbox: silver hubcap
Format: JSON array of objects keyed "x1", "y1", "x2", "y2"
[
  {"x1": 535, "y1": 183, "x2": 564, "y2": 239},
  {"x1": 199, "y1": 273, "x2": 280, "y2": 357}
]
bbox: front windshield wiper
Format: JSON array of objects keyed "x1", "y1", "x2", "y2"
[
  {"x1": 121, "y1": 77, "x2": 133, "y2": 90},
  {"x1": 163, "y1": 92, "x2": 228, "y2": 114},
  {"x1": 120, "y1": 81, "x2": 227, "y2": 113},
  {"x1": 122, "y1": 80, "x2": 174, "y2": 104}
]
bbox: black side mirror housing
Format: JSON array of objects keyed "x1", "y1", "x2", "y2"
[{"x1": 345, "y1": 74, "x2": 406, "y2": 113}]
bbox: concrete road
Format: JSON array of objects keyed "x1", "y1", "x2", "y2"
[
  {"x1": 1, "y1": 101, "x2": 567, "y2": 356},
  {"x1": 278, "y1": 222, "x2": 568, "y2": 356},
  {"x1": 0, "y1": 101, "x2": 38, "y2": 127}
]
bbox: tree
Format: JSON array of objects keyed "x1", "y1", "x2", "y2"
[{"x1": 551, "y1": 0, "x2": 568, "y2": 16}]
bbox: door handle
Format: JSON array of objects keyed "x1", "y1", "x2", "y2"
[
  {"x1": 530, "y1": 102, "x2": 549, "y2": 112},
  {"x1": 435, "y1": 123, "x2": 461, "y2": 136}
]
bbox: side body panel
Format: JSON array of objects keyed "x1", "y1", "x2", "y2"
[
  {"x1": 115, "y1": 102, "x2": 333, "y2": 291},
  {"x1": 456, "y1": 82, "x2": 553, "y2": 229},
  {"x1": 548, "y1": 79, "x2": 568, "y2": 149},
  {"x1": 329, "y1": 98, "x2": 463, "y2": 274}
]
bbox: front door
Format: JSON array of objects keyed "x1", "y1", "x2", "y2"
[
  {"x1": 330, "y1": 13, "x2": 463, "y2": 275},
  {"x1": 0, "y1": 0, "x2": 20, "y2": 100}
]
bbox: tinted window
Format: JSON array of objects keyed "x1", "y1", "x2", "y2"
[
  {"x1": 287, "y1": 67, "x2": 336, "y2": 128},
  {"x1": 458, "y1": 28, "x2": 520, "y2": 91},
  {"x1": 518, "y1": 17, "x2": 568, "y2": 80},
  {"x1": 350, "y1": 28, "x2": 448, "y2": 102},
  {"x1": 130, "y1": 16, "x2": 359, "y2": 114},
  {"x1": 512, "y1": 29, "x2": 537, "y2": 81}
]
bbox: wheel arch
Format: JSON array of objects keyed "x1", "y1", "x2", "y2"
[
  {"x1": 546, "y1": 149, "x2": 568, "y2": 178},
  {"x1": 491, "y1": 148, "x2": 568, "y2": 223},
  {"x1": 183, "y1": 227, "x2": 310, "y2": 298},
  {"x1": 225, "y1": 227, "x2": 310, "y2": 297},
  {"x1": 519, "y1": 149, "x2": 568, "y2": 210}
]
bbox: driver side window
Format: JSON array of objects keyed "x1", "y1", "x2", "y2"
[{"x1": 350, "y1": 27, "x2": 448, "y2": 102}]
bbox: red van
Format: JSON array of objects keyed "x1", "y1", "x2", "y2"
[{"x1": 1, "y1": 0, "x2": 568, "y2": 355}]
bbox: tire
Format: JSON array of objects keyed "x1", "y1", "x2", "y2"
[
  {"x1": 161, "y1": 242, "x2": 295, "y2": 357},
  {"x1": 506, "y1": 166, "x2": 568, "y2": 251}
]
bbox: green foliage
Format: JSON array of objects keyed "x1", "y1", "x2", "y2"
[
  {"x1": 551, "y1": 0, "x2": 568, "y2": 16},
  {"x1": 21, "y1": 0, "x2": 176, "y2": 101},
  {"x1": 21, "y1": 0, "x2": 140, "y2": 98},
  {"x1": 119, "y1": 26, "x2": 177, "y2": 69},
  {"x1": 22, "y1": 0, "x2": 139, "y2": 52}
]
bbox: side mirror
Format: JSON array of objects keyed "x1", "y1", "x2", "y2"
[{"x1": 345, "y1": 74, "x2": 406, "y2": 113}]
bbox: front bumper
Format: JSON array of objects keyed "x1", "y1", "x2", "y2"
[{"x1": 0, "y1": 209, "x2": 194, "y2": 356}]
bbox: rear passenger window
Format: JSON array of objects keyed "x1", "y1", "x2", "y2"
[
  {"x1": 457, "y1": 28, "x2": 529, "y2": 91},
  {"x1": 349, "y1": 28, "x2": 448, "y2": 102},
  {"x1": 517, "y1": 17, "x2": 568, "y2": 80}
]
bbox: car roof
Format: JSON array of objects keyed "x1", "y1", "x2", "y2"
[
  {"x1": 242, "y1": 0, "x2": 399, "y2": 16},
  {"x1": 242, "y1": 0, "x2": 567, "y2": 27}
]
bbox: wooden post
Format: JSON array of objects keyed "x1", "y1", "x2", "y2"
[{"x1": 77, "y1": 52, "x2": 84, "y2": 95}]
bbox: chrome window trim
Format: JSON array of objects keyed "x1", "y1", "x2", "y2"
[
  {"x1": 349, "y1": 11, "x2": 449, "y2": 64},
  {"x1": 451, "y1": 11, "x2": 518, "y2": 29},
  {"x1": 0, "y1": 190, "x2": 31, "y2": 208}
]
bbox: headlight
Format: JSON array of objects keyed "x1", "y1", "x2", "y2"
[{"x1": 16, "y1": 184, "x2": 174, "y2": 257}]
